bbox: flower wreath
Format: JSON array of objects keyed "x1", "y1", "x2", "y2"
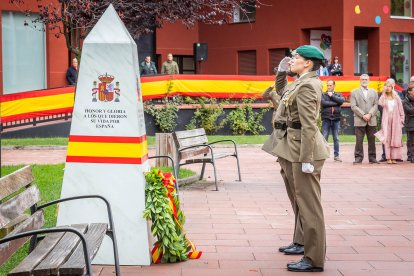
[{"x1": 143, "y1": 169, "x2": 202, "y2": 263}]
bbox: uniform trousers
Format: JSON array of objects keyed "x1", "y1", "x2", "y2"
[
  {"x1": 278, "y1": 157, "x2": 304, "y2": 245},
  {"x1": 291, "y1": 160, "x2": 326, "y2": 268}
]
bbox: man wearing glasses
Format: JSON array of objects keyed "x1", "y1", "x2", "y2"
[{"x1": 350, "y1": 74, "x2": 379, "y2": 164}]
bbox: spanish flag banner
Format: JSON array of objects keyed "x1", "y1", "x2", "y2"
[{"x1": 1, "y1": 75, "x2": 390, "y2": 123}]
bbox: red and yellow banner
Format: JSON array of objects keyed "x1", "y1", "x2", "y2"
[
  {"x1": 0, "y1": 75, "x2": 393, "y2": 123},
  {"x1": 0, "y1": 87, "x2": 74, "y2": 123},
  {"x1": 151, "y1": 170, "x2": 202, "y2": 264},
  {"x1": 66, "y1": 135, "x2": 148, "y2": 164}
]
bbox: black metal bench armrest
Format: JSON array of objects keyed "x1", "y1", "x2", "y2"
[
  {"x1": 36, "y1": 195, "x2": 115, "y2": 233},
  {"x1": 35, "y1": 195, "x2": 120, "y2": 276},
  {"x1": 148, "y1": 155, "x2": 177, "y2": 180},
  {"x1": 208, "y1": 139, "x2": 238, "y2": 150},
  {"x1": 148, "y1": 155, "x2": 180, "y2": 198},
  {"x1": 0, "y1": 227, "x2": 92, "y2": 276}
]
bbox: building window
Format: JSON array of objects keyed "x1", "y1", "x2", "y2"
[
  {"x1": 310, "y1": 30, "x2": 332, "y2": 62},
  {"x1": 173, "y1": 55, "x2": 195, "y2": 74},
  {"x1": 391, "y1": 0, "x2": 412, "y2": 17},
  {"x1": 269, "y1": 48, "x2": 290, "y2": 75},
  {"x1": 390, "y1": 33, "x2": 411, "y2": 87},
  {"x1": 2, "y1": 12, "x2": 46, "y2": 94},
  {"x1": 354, "y1": 40, "x2": 368, "y2": 75},
  {"x1": 238, "y1": 50, "x2": 256, "y2": 75},
  {"x1": 233, "y1": 1, "x2": 256, "y2": 23}
]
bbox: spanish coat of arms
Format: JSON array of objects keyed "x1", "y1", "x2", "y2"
[{"x1": 92, "y1": 73, "x2": 120, "y2": 102}]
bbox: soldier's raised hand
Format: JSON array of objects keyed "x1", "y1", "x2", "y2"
[{"x1": 278, "y1": 57, "x2": 292, "y2": 72}]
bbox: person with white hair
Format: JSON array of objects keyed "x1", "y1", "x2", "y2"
[
  {"x1": 66, "y1": 58, "x2": 78, "y2": 85},
  {"x1": 350, "y1": 74, "x2": 379, "y2": 164}
]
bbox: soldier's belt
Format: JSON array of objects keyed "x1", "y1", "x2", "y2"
[
  {"x1": 274, "y1": 121, "x2": 287, "y2": 130},
  {"x1": 287, "y1": 121, "x2": 302, "y2": 129}
]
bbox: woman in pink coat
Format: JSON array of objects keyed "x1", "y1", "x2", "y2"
[{"x1": 375, "y1": 79, "x2": 405, "y2": 163}]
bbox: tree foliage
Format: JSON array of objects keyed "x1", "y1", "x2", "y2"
[{"x1": 10, "y1": 0, "x2": 258, "y2": 60}]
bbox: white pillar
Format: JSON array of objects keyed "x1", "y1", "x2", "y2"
[{"x1": 57, "y1": 4, "x2": 151, "y2": 265}]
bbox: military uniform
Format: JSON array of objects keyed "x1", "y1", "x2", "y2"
[
  {"x1": 262, "y1": 71, "x2": 304, "y2": 246},
  {"x1": 161, "y1": 60, "x2": 179, "y2": 74},
  {"x1": 273, "y1": 70, "x2": 329, "y2": 268}
]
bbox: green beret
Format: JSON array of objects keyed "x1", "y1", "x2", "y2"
[{"x1": 295, "y1": 45, "x2": 325, "y2": 60}]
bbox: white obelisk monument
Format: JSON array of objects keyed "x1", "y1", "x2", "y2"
[{"x1": 57, "y1": 5, "x2": 151, "y2": 265}]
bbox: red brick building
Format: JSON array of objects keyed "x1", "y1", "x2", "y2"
[{"x1": 2, "y1": 0, "x2": 414, "y2": 94}]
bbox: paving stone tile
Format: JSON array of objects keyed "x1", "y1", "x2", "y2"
[
  {"x1": 355, "y1": 246, "x2": 414, "y2": 254},
  {"x1": 395, "y1": 253, "x2": 414, "y2": 261},
  {"x1": 188, "y1": 227, "x2": 245, "y2": 234},
  {"x1": 216, "y1": 233, "x2": 280, "y2": 240},
  {"x1": 326, "y1": 246, "x2": 356, "y2": 254},
  {"x1": 201, "y1": 252, "x2": 255, "y2": 261},
  {"x1": 216, "y1": 246, "x2": 279, "y2": 254},
  {"x1": 368, "y1": 261, "x2": 414, "y2": 270},
  {"x1": 219, "y1": 260, "x2": 285, "y2": 269},
  {"x1": 193, "y1": 239, "x2": 250, "y2": 246},
  {"x1": 327, "y1": 253, "x2": 402, "y2": 261},
  {"x1": 338, "y1": 269, "x2": 413, "y2": 276},
  {"x1": 326, "y1": 260, "x2": 374, "y2": 270},
  {"x1": 261, "y1": 268, "x2": 342, "y2": 275},
  {"x1": 182, "y1": 268, "x2": 261, "y2": 276}
]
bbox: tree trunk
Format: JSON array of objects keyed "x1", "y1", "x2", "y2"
[{"x1": 155, "y1": 133, "x2": 177, "y2": 167}]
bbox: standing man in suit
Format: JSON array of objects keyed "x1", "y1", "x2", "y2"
[
  {"x1": 350, "y1": 74, "x2": 379, "y2": 164},
  {"x1": 273, "y1": 45, "x2": 330, "y2": 272},
  {"x1": 262, "y1": 60, "x2": 305, "y2": 256}
]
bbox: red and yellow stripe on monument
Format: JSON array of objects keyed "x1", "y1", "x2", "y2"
[{"x1": 66, "y1": 135, "x2": 148, "y2": 164}]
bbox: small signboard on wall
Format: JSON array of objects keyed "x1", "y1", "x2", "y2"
[{"x1": 310, "y1": 30, "x2": 332, "y2": 62}]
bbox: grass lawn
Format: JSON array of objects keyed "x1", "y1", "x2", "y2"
[
  {"x1": 0, "y1": 164, "x2": 194, "y2": 274},
  {"x1": 1, "y1": 134, "x2": 407, "y2": 147},
  {"x1": 0, "y1": 164, "x2": 64, "y2": 275},
  {"x1": 1, "y1": 137, "x2": 70, "y2": 146}
]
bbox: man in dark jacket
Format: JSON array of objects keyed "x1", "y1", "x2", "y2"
[
  {"x1": 403, "y1": 84, "x2": 414, "y2": 163},
  {"x1": 321, "y1": 80, "x2": 345, "y2": 161},
  {"x1": 140, "y1": 56, "x2": 158, "y2": 76},
  {"x1": 402, "y1": 76, "x2": 414, "y2": 161},
  {"x1": 66, "y1": 58, "x2": 78, "y2": 85}
]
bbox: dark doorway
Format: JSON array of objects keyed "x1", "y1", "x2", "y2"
[
  {"x1": 136, "y1": 31, "x2": 157, "y2": 69},
  {"x1": 173, "y1": 56, "x2": 196, "y2": 74}
]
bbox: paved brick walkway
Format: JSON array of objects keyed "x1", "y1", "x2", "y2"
[{"x1": 2, "y1": 144, "x2": 413, "y2": 275}]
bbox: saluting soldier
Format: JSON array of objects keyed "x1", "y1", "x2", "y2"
[
  {"x1": 273, "y1": 45, "x2": 329, "y2": 272},
  {"x1": 262, "y1": 60, "x2": 304, "y2": 256}
]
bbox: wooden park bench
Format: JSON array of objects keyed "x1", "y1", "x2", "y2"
[
  {"x1": 0, "y1": 166, "x2": 120, "y2": 276},
  {"x1": 173, "y1": 128, "x2": 242, "y2": 191}
]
